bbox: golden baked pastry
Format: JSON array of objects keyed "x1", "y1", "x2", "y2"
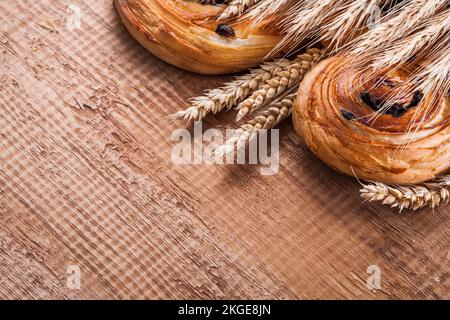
[
  {"x1": 114, "y1": 0, "x2": 281, "y2": 74},
  {"x1": 292, "y1": 56, "x2": 450, "y2": 185}
]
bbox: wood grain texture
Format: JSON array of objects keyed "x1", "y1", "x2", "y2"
[{"x1": 0, "y1": 0, "x2": 448, "y2": 299}]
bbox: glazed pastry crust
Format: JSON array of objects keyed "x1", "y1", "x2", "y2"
[
  {"x1": 114, "y1": 0, "x2": 281, "y2": 74},
  {"x1": 292, "y1": 56, "x2": 450, "y2": 185}
]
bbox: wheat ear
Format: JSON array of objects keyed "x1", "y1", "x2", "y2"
[
  {"x1": 274, "y1": 0, "x2": 345, "y2": 53},
  {"x1": 245, "y1": 0, "x2": 294, "y2": 26},
  {"x1": 235, "y1": 47, "x2": 322, "y2": 121},
  {"x1": 361, "y1": 176, "x2": 450, "y2": 211},
  {"x1": 370, "y1": 9, "x2": 450, "y2": 70},
  {"x1": 242, "y1": 93, "x2": 295, "y2": 130},
  {"x1": 320, "y1": 0, "x2": 388, "y2": 50},
  {"x1": 417, "y1": 51, "x2": 450, "y2": 95},
  {"x1": 215, "y1": 93, "x2": 296, "y2": 156},
  {"x1": 198, "y1": 0, "x2": 231, "y2": 4},
  {"x1": 349, "y1": 0, "x2": 447, "y2": 55},
  {"x1": 172, "y1": 64, "x2": 274, "y2": 122},
  {"x1": 218, "y1": 0, "x2": 262, "y2": 20}
]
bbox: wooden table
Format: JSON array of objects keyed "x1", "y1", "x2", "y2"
[{"x1": 0, "y1": 0, "x2": 448, "y2": 299}]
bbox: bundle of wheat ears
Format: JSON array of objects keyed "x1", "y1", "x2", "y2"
[{"x1": 116, "y1": 0, "x2": 450, "y2": 211}]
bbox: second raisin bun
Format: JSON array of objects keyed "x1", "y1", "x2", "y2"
[
  {"x1": 115, "y1": 0, "x2": 281, "y2": 74},
  {"x1": 292, "y1": 56, "x2": 450, "y2": 185}
]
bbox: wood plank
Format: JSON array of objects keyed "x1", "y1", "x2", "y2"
[{"x1": 0, "y1": 0, "x2": 448, "y2": 299}]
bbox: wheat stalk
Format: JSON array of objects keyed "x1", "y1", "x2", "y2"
[
  {"x1": 215, "y1": 92, "x2": 296, "y2": 156},
  {"x1": 235, "y1": 47, "x2": 322, "y2": 121},
  {"x1": 349, "y1": 0, "x2": 448, "y2": 55},
  {"x1": 277, "y1": 0, "x2": 344, "y2": 51},
  {"x1": 172, "y1": 62, "x2": 278, "y2": 121},
  {"x1": 243, "y1": 93, "x2": 295, "y2": 130},
  {"x1": 417, "y1": 51, "x2": 450, "y2": 95},
  {"x1": 370, "y1": 9, "x2": 450, "y2": 70},
  {"x1": 173, "y1": 48, "x2": 321, "y2": 122},
  {"x1": 320, "y1": 0, "x2": 388, "y2": 50},
  {"x1": 381, "y1": 32, "x2": 450, "y2": 108},
  {"x1": 245, "y1": 0, "x2": 294, "y2": 26},
  {"x1": 197, "y1": 0, "x2": 231, "y2": 4},
  {"x1": 218, "y1": 0, "x2": 262, "y2": 20},
  {"x1": 361, "y1": 176, "x2": 450, "y2": 211},
  {"x1": 244, "y1": 0, "x2": 449, "y2": 96}
]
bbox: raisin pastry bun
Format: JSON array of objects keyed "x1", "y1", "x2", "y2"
[
  {"x1": 292, "y1": 56, "x2": 450, "y2": 185},
  {"x1": 114, "y1": 0, "x2": 281, "y2": 74}
]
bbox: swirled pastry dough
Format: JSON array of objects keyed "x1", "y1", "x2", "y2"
[
  {"x1": 293, "y1": 57, "x2": 450, "y2": 185},
  {"x1": 114, "y1": 0, "x2": 281, "y2": 74}
]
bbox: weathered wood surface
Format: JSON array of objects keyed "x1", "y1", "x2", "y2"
[{"x1": 0, "y1": 0, "x2": 448, "y2": 299}]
